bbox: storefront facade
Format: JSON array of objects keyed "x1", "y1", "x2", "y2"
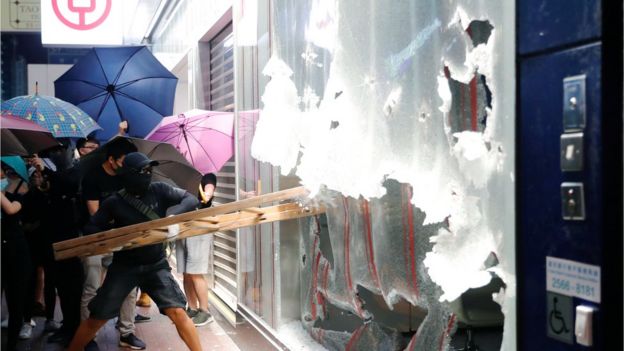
[{"x1": 149, "y1": 0, "x2": 516, "y2": 350}]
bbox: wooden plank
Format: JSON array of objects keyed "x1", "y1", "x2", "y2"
[
  {"x1": 67, "y1": 202, "x2": 301, "y2": 257},
  {"x1": 53, "y1": 200, "x2": 324, "y2": 260},
  {"x1": 53, "y1": 186, "x2": 308, "y2": 252},
  {"x1": 242, "y1": 207, "x2": 266, "y2": 216}
]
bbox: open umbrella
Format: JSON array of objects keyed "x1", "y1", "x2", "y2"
[
  {"x1": 0, "y1": 156, "x2": 29, "y2": 182},
  {"x1": 145, "y1": 109, "x2": 234, "y2": 174},
  {"x1": 1, "y1": 115, "x2": 60, "y2": 156},
  {"x1": 55, "y1": 46, "x2": 178, "y2": 140},
  {"x1": 80, "y1": 136, "x2": 202, "y2": 194},
  {"x1": 1, "y1": 92, "x2": 101, "y2": 138}
]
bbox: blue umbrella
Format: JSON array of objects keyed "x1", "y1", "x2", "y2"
[
  {"x1": 1, "y1": 156, "x2": 29, "y2": 182},
  {"x1": 54, "y1": 46, "x2": 178, "y2": 140}
]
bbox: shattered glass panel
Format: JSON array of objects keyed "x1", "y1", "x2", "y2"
[{"x1": 238, "y1": 0, "x2": 515, "y2": 350}]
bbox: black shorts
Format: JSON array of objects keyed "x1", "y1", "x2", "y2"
[{"x1": 88, "y1": 258, "x2": 186, "y2": 320}]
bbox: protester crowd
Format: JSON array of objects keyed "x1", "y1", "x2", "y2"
[{"x1": 1, "y1": 132, "x2": 217, "y2": 351}]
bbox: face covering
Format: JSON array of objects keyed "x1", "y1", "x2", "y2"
[
  {"x1": 0, "y1": 178, "x2": 8, "y2": 192},
  {"x1": 120, "y1": 171, "x2": 152, "y2": 197}
]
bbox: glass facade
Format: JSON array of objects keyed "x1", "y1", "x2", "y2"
[
  {"x1": 233, "y1": 0, "x2": 515, "y2": 350},
  {"x1": 148, "y1": 0, "x2": 516, "y2": 349}
]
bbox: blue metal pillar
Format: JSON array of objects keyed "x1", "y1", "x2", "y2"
[{"x1": 517, "y1": 0, "x2": 622, "y2": 350}]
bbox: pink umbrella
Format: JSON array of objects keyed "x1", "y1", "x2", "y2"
[
  {"x1": 1, "y1": 114, "x2": 60, "y2": 156},
  {"x1": 145, "y1": 109, "x2": 234, "y2": 174}
]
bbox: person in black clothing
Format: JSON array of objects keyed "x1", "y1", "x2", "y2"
[
  {"x1": 1, "y1": 158, "x2": 33, "y2": 350},
  {"x1": 31, "y1": 142, "x2": 86, "y2": 346},
  {"x1": 80, "y1": 139, "x2": 146, "y2": 350},
  {"x1": 23, "y1": 156, "x2": 60, "y2": 333},
  {"x1": 76, "y1": 137, "x2": 100, "y2": 159},
  {"x1": 68, "y1": 152, "x2": 202, "y2": 351}
]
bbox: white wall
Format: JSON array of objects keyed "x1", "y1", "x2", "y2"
[
  {"x1": 27, "y1": 64, "x2": 72, "y2": 96},
  {"x1": 172, "y1": 57, "x2": 190, "y2": 114}
]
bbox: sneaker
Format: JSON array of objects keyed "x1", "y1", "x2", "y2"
[
  {"x1": 185, "y1": 307, "x2": 198, "y2": 318},
  {"x1": 191, "y1": 309, "x2": 214, "y2": 327},
  {"x1": 1, "y1": 319, "x2": 8, "y2": 328},
  {"x1": 134, "y1": 314, "x2": 151, "y2": 323},
  {"x1": 29, "y1": 318, "x2": 36, "y2": 327},
  {"x1": 44, "y1": 319, "x2": 61, "y2": 333},
  {"x1": 18, "y1": 322, "x2": 33, "y2": 339},
  {"x1": 136, "y1": 293, "x2": 151, "y2": 307},
  {"x1": 85, "y1": 339, "x2": 100, "y2": 351},
  {"x1": 119, "y1": 333, "x2": 146, "y2": 350}
]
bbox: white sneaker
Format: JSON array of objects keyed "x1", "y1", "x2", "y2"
[
  {"x1": 0, "y1": 319, "x2": 8, "y2": 328},
  {"x1": 18, "y1": 322, "x2": 33, "y2": 339},
  {"x1": 29, "y1": 318, "x2": 36, "y2": 327}
]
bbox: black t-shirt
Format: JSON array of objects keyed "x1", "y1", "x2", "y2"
[
  {"x1": 1, "y1": 190, "x2": 32, "y2": 276},
  {"x1": 84, "y1": 182, "x2": 199, "y2": 265},
  {"x1": 82, "y1": 165, "x2": 123, "y2": 202},
  {"x1": 1, "y1": 191, "x2": 24, "y2": 240},
  {"x1": 41, "y1": 166, "x2": 84, "y2": 241}
]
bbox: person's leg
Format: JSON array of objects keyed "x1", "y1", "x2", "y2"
[
  {"x1": 80, "y1": 255, "x2": 104, "y2": 321},
  {"x1": 66, "y1": 318, "x2": 108, "y2": 351},
  {"x1": 141, "y1": 259, "x2": 197, "y2": 347},
  {"x1": 183, "y1": 235, "x2": 211, "y2": 311},
  {"x1": 69, "y1": 261, "x2": 137, "y2": 349},
  {"x1": 5, "y1": 280, "x2": 25, "y2": 350},
  {"x1": 42, "y1": 249, "x2": 57, "y2": 321},
  {"x1": 190, "y1": 274, "x2": 209, "y2": 311},
  {"x1": 35, "y1": 266, "x2": 45, "y2": 308},
  {"x1": 4, "y1": 264, "x2": 28, "y2": 349},
  {"x1": 163, "y1": 307, "x2": 202, "y2": 351},
  {"x1": 117, "y1": 288, "x2": 137, "y2": 337},
  {"x1": 55, "y1": 258, "x2": 84, "y2": 336},
  {"x1": 23, "y1": 262, "x2": 36, "y2": 322},
  {"x1": 183, "y1": 273, "x2": 198, "y2": 309}
]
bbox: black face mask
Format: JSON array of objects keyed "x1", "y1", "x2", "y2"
[{"x1": 120, "y1": 171, "x2": 152, "y2": 197}]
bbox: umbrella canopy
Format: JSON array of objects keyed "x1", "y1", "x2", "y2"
[
  {"x1": 79, "y1": 136, "x2": 202, "y2": 194},
  {"x1": 55, "y1": 46, "x2": 178, "y2": 140},
  {"x1": 145, "y1": 109, "x2": 234, "y2": 174},
  {"x1": 0, "y1": 156, "x2": 29, "y2": 182},
  {"x1": 1, "y1": 115, "x2": 60, "y2": 156},
  {"x1": 1, "y1": 93, "x2": 101, "y2": 138}
]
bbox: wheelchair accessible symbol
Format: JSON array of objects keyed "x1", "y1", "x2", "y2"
[
  {"x1": 546, "y1": 292, "x2": 573, "y2": 344},
  {"x1": 549, "y1": 297, "x2": 569, "y2": 334},
  {"x1": 52, "y1": 0, "x2": 112, "y2": 31}
]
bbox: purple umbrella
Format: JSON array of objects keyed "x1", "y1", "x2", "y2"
[{"x1": 145, "y1": 109, "x2": 233, "y2": 174}]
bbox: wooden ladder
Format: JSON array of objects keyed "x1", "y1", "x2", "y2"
[{"x1": 53, "y1": 186, "x2": 324, "y2": 260}]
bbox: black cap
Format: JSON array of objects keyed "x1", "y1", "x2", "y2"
[{"x1": 122, "y1": 152, "x2": 159, "y2": 171}]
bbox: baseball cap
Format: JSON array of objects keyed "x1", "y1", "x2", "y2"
[{"x1": 122, "y1": 152, "x2": 159, "y2": 171}]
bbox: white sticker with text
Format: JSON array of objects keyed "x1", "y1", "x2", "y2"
[{"x1": 546, "y1": 256, "x2": 600, "y2": 303}]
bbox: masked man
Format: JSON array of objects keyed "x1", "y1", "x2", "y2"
[{"x1": 68, "y1": 152, "x2": 202, "y2": 351}]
